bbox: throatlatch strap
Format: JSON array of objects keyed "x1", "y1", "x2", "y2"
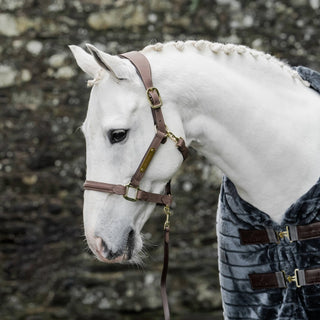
[{"x1": 176, "y1": 137, "x2": 189, "y2": 160}]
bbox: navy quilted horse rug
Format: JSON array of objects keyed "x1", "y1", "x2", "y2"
[{"x1": 217, "y1": 67, "x2": 320, "y2": 320}]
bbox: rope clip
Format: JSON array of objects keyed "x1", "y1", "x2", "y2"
[{"x1": 163, "y1": 205, "x2": 172, "y2": 229}]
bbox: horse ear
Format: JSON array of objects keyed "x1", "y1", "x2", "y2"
[
  {"x1": 69, "y1": 45, "x2": 101, "y2": 78},
  {"x1": 86, "y1": 44, "x2": 132, "y2": 80}
]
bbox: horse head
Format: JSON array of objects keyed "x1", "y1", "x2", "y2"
[{"x1": 70, "y1": 44, "x2": 186, "y2": 264}]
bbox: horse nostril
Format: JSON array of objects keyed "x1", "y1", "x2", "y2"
[
  {"x1": 95, "y1": 237, "x2": 104, "y2": 252},
  {"x1": 95, "y1": 237, "x2": 124, "y2": 260},
  {"x1": 126, "y1": 229, "x2": 135, "y2": 260},
  {"x1": 94, "y1": 229, "x2": 135, "y2": 262}
]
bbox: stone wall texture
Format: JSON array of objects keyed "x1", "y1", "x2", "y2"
[{"x1": 0, "y1": 0, "x2": 319, "y2": 319}]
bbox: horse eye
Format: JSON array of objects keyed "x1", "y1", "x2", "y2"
[{"x1": 108, "y1": 129, "x2": 128, "y2": 144}]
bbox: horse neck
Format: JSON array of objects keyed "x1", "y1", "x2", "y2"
[{"x1": 146, "y1": 43, "x2": 320, "y2": 223}]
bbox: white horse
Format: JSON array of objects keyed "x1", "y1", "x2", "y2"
[
  {"x1": 70, "y1": 40, "x2": 320, "y2": 262},
  {"x1": 70, "y1": 41, "x2": 320, "y2": 317}
]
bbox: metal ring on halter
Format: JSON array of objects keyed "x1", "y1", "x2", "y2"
[{"x1": 123, "y1": 184, "x2": 139, "y2": 202}]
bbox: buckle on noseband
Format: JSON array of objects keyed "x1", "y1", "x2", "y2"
[
  {"x1": 123, "y1": 184, "x2": 139, "y2": 201},
  {"x1": 147, "y1": 87, "x2": 162, "y2": 109}
]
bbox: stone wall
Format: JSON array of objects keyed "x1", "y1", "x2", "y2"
[{"x1": 0, "y1": 1, "x2": 319, "y2": 319}]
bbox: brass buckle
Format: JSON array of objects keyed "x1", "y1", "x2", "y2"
[
  {"x1": 123, "y1": 184, "x2": 139, "y2": 202},
  {"x1": 163, "y1": 205, "x2": 172, "y2": 229},
  {"x1": 284, "y1": 269, "x2": 302, "y2": 288},
  {"x1": 146, "y1": 87, "x2": 162, "y2": 109},
  {"x1": 166, "y1": 128, "x2": 179, "y2": 144},
  {"x1": 166, "y1": 126, "x2": 184, "y2": 147},
  {"x1": 277, "y1": 226, "x2": 292, "y2": 242}
]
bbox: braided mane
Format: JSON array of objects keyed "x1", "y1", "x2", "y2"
[{"x1": 142, "y1": 40, "x2": 310, "y2": 87}]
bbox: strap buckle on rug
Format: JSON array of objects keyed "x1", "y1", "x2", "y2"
[
  {"x1": 249, "y1": 268, "x2": 314, "y2": 290},
  {"x1": 282, "y1": 269, "x2": 302, "y2": 288},
  {"x1": 277, "y1": 226, "x2": 293, "y2": 243},
  {"x1": 239, "y1": 222, "x2": 320, "y2": 245}
]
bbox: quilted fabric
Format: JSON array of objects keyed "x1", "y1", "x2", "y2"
[
  {"x1": 217, "y1": 67, "x2": 320, "y2": 320},
  {"x1": 294, "y1": 66, "x2": 320, "y2": 92}
]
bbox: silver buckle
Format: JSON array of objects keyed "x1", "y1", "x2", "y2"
[{"x1": 123, "y1": 184, "x2": 139, "y2": 202}]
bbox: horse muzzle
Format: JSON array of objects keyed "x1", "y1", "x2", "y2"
[{"x1": 93, "y1": 229, "x2": 136, "y2": 263}]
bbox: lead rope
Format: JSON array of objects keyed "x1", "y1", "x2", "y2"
[
  {"x1": 161, "y1": 182, "x2": 172, "y2": 320},
  {"x1": 161, "y1": 223, "x2": 171, "y2": 320}
]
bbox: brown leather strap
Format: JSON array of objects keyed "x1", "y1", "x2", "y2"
[
  {"x1": 119, "y1": 52, "x2": 153, "y2": 89},
  {"x1": 119, "y1": 51, "x2": 166, "y2": 133},
  {"x1": 152, "y1": 107, "x2": 167, "y2": 135},
  {"x1": 304, "y1": 268, "x2": 320, "y2": 286},
  {"x1": 176, "y1": 137, "x2": 189, "y2": 160},
  {"x1": 137, "y1": 189, "x2": 172, "y2": 207},
  {"x1": 130, "y1": 130, "x2": 167, "y2": 188},
  {"x1": 84, "y1": 51, "x2": 188, "y2": 206},
  {"x1": 119, "y1": 51, "x2": 187, "y2": 179},
  {"x1": 288, "y1": 222, "x2": 320, "y2": 241},
  {"x1": 250, "y1": 268, "x2": 320, "y2": 290},
  {"x1": 239, "y1": 228, "x2": 278, "y2": 245},
  {"x1": 249, "y1": 271, "x2": 286, "y2": 290},
  {"x1": 239, "y1": 222, "x2": 320, "y2": 245},
  {"x1": 161, "y1": 227, "x2": 170, "y2": 320},
  {"x1": 83, "y1": 181, "x2": 126, "y2": 195},
  {"x1": 83, "y1": 181, "x2": 173, "y2": 206}
]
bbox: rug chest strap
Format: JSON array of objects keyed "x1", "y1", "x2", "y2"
[
  {"x1": 250, "y1": 268, "x2": 320, "y2": 290},
  {"x1": 249, "y1": 271, "x2": 287, "y2": 290},
  {"x1": 239, "y1": 221, "x2": 320, "y2": 245}
]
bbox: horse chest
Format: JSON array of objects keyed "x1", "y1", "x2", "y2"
[{"x1": 217, "y1": 176, "x2": 320, "y2": 320}]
